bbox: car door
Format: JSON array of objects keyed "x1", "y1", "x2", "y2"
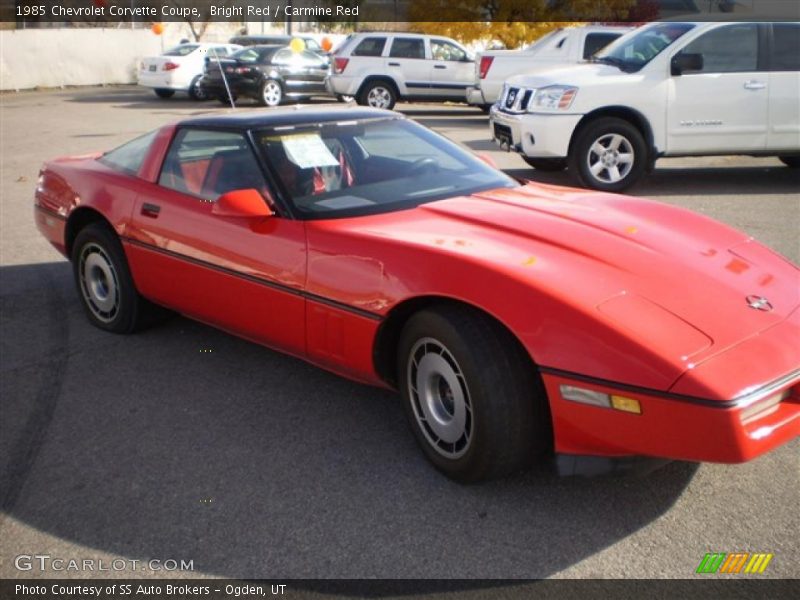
[
  {"x1": 386, "y1": 36, "x2": 430, "y2": 97},
  {"x1": 429, "y1": 38, "x2": 474, "y2": 99},
  {"x1": 767, "y1": 22, "x2": 800, "y2": 151},
  {"x1": 666, "y1": 23, "x2": 768, "y2": 154},
  {"x1": 125, "y1": 127, "x2": 307, "y2": 355}
]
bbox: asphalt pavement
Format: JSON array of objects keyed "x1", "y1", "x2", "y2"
[{"x1": 0, "y1": 87, "x2": 798, "y2": 581}]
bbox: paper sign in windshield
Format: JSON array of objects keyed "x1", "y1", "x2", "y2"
[{"x1": 282, "y1": 134, "x2": 339, "y2": 169}]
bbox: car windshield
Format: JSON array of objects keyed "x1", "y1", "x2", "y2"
[
  {"x1": 255, "y1": 118, "x2": 517, "y2": 219},
  {"x1": 594, "y1": 22, "x2": 695, "y2": 72},
  {"x1": 163, "y1": 44, "x2": 199, "y2": 57}
]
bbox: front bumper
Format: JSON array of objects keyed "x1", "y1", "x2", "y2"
[
  {"x1": 489, "y1": 107, "x2": 582, "y2": 159},
  {"x1": 542, "y1": 368, "x2": 800, "y2": 464}
]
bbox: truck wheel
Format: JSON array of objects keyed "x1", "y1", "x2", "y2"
[
  {"x1": 523, "y1": 157, "x2": 567, "y2": 172},
  {"x1": 358, "y1": 80, "x2": 396, "y2": 110},
  {"x1": 398, "y1": 305, "x2": 551, "y2": 482},
  {"x1": 569, "y1": 117, "x2": 646, "y2": 192},
  {"x1": 154, "y1": 89, "x2": 175, "y2": 99},
  {"x1": 778, "y1": 156, "x2": 800, "y2": 168}
]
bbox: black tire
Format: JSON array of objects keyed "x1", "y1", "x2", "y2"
[
  {"x1": 71, "y1": 223, "x2": 158, "y2": 334},
  {"x1": 336, "y1": 94, "x2": 354, "y2": 103},
  {"x1": 568, "y1": 117, "x2": 647, "y2": 192},
  {"x1": 154, "y1": 88, "x2": 175, "y2": 99},
  {"x1": 478, "y1": 104, "x2": 492, "y2": 114},
  {"x1": 523, "y1": 157, "x2": 568, "y2": 172},
  {"x1": 188, "y1": 76, "x2": 208, "y2": 101},
  {"x1": 778, "y1": 156, "x2": 800, "y2": 168},
  {"x1": 258, "y1": 79, "x2": 283, "y2": 107},
  {"x1": 357, "y1": 80, "x2": 397, "y2": 110},
  {"x1": 398, "y1": 305, "x2": 552, "y2": 482}
]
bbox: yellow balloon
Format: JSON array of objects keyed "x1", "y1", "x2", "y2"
[{"x1": 289, "y1": 38, "x2": 305, "y2": 53}]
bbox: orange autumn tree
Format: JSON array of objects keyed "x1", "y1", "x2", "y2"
[{"x1": 407, "y1": 0, "x2": 639, "y2": 48}]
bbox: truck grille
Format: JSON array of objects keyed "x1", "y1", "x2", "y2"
[{"x1": 499, "y1": 86, "x2": 535, "y2": 114}]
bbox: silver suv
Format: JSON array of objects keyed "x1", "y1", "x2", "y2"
[{"x1": 327, "y1": 32, "x2": 475, "y2": 109}]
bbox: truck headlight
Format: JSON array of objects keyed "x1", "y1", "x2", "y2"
[{"x1": 528, "y1": 85, "x2": 578, "y2": 111}]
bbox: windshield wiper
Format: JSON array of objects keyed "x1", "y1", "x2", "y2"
[{"x1": 591, "y1": 56, "x2": 634, "y2": 72}]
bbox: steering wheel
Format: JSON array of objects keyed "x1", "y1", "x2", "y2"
[{"x1": 408, "y1": 157, "x2": 439, "y2": 175}]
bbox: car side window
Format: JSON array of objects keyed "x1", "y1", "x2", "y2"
[
  {"x1": 431, "y1": 40, "x2": 467, "y2": 62},
  {"x1": 678, "y1": 24, "x2": 760, "y2": 73},
  {"x1": 99, "y1": 130, "x2": 158, "y2": 176},
  {"x1": 158, "y1": 129, "x2": 268, "y2": 202},
  {"x1": 771, "y1": 23, "x2": 800, "y2": 71},
  {"x1": 583, "y1": 33, "x2": 621, "y2": 59},
  {"x1": 352, "y1": 37, "x2": 386, "y2": 57},
  {"x1": 390, "y1": 38, "x2": 425, "y2": 60}
]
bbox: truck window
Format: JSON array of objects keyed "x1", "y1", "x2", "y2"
[{"x1": 583, "y1": 33, "x2": 622, "y2": 59}]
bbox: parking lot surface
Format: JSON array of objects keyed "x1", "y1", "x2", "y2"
[{"x1": 0, "y1": 87, "x2": 798, "y2": 580}]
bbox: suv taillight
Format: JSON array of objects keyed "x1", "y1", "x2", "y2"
[
  {"x1": 478, "y1": 56, "x2": 494, "y2": 79},
  {"x1": 163, "y1": 62, "x2": 180, "y2": 71},
  {"x1": 333, "y1": 57, "x2": 349, "y2": 74}
]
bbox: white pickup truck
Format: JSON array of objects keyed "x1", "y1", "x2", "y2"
[{"x1": 466, "y1": 25, "x2": 632, "y2": 110}]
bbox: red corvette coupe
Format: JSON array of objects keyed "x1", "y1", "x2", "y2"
[{"x1": 34, "y1": 106, "x2": 799, "y2": 481}]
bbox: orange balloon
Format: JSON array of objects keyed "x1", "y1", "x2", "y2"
[
  {"x1": 151, "y1": 23, "x2": 164, "y2": 35},
  {"x1": 321, "y1": 37, "x2": 333, "y2": 52}
]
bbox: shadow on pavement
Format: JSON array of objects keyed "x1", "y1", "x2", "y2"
[
  {"x1": 1, "y1": 260, "x2": 698, "y2": 581},
  {"x1": 503, "y1": 165, "x2": 800, "y2": 197}
]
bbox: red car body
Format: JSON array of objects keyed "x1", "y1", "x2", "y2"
[{"x1": 34, "y1": 107, "x2": 799, "y2": 474}]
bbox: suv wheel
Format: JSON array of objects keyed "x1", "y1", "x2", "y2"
[
  {"x1": 569, "y1": 117, "x2": 646, "y2": 192},
  {"x1": 359, "y1": 81, "x2": 396, "y2": 110}
]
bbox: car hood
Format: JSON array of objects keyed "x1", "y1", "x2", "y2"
[
  {"x1": 505, "y1": 62, "x2": 630, "y2": 87},
  {"x1": 352, "y1": 183, "x2": 799, "y2": 369}
]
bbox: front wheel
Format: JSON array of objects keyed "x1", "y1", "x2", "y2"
[
  {"x1": 154, "y1": 88, "x2": 175, "y2": 99},
  {"x1": 398, "y1": 305, "x2": 551, "y2": 482},
  {"x1": 523, "y1": 157, "x2": 567, "y2": 172},
  {"x1": 259, "y1": 79, "x2": 283, "y2": 107},
  {"x1": 358, "y1": 81, "x2": 396, "y2": 110},
  {"x1": 778, "y1": 156, "x2": 800, "y2": 168},
  {"x1": 71, "y1": 224, "x2": 151, "y2": 333},
  {"x1": 568, "y1": 117, "x2": 647, "y2": 192}
]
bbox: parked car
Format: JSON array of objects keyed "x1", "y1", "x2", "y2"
[
  {"x1": 490, "y1": 21, "x2": 800, "y2": 191},
  {"x1": 230, "y1": 34, "x2": 326, "y2": 56},
  {"x1": 201, "y1": 45, "x2": 329, "y2": 106},
  {"x1": 466, "y1": 25, "x2": 632, "y2": 111},
  {"x1": 138, "y1": 43, "x2": 241, "y2": 100},
  {"x1": 327, "y1": 32, "x2": 475, "y2": 109},
  {"x1": 34, "y1": 106, "x2": 800, "y2": 482}
]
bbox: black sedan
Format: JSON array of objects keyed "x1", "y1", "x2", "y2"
[{"x1": 201, "y1": 45, "x2": 329, "y2": 107}]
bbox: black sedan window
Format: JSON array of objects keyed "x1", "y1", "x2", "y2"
[{"x1": 256, "y1": 118, "x2": 516, "y2": 219}]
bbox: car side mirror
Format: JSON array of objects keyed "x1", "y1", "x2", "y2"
[
  {"x1": 671, "y1": 53, "x2": 703, "y2": 76},
  {"x1": 212, "y1": 188, "x2": 274, "y2": 218}
]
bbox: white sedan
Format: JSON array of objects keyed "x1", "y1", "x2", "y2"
[{"x1": 138, "y1": 43, "x2": 241, "y2": 100}]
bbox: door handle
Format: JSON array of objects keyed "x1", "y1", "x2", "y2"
[
  {"x1": 387, "y1": 62, "x2": 400, "y2": 67},
  {"x1": 141, "y1": 202, "x2": 161, "y2": 218},
  {"x1": 434, "y1": 64, "x2": 447, "y2": 69},
  {"x1": 744, "y1": 80, "x2": 766, "y2": 90}
]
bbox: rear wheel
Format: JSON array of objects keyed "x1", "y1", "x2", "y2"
[
  {"x1": 188, "y1": 76, "x2": 208, "y2": 101},
  {"x1": 398, "y1": 305, "x2": 551, "y2": 482},
  {"x1": 154, "y1": 88, "x2": 175, "y2": 99},
  {"x1": 569, "y1": 117, "x2": 646, "y2": 192},
  {"x1": 778, "y1": 156, "x2": 800, "y2": 168},
  {"x1": 71, "y1": 224, "x2": 156, "y2": 333},
  {"x1": 523, "y1": 157, "x2": 567, "y2": 172},
  {"x1": 358, "y1": 80, "x2": 396, "y2": 110},
  {"x1": 259, "y1": 79, "x2": 283, "y2": 107}
]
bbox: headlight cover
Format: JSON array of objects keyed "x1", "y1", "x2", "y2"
[{"x1": 528, "y1": 85, "x2": 578, "y2": 111}]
